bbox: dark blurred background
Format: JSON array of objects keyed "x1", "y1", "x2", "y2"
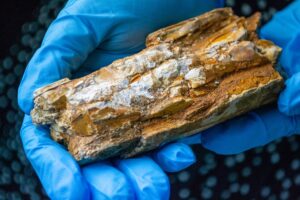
[{"x1": 0, "y1": 0, "x2": 299, "y2": 200}]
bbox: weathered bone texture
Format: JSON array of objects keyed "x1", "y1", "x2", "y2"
[{"x1": 31, "y1": 8, "x2": 284, "y2": 164}]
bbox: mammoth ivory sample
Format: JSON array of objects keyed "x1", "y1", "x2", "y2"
[{"x1": 31, "y1": 8, "x2": 284, "y2": 163}]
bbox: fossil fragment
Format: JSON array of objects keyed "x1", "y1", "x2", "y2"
[{"x1": 31, "y1": 8, "x2": 284, "y2": 164}]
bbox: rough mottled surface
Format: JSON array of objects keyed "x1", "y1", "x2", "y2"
[{"x1": 31, "y1": 8, "x2": 283, "y2": 164}]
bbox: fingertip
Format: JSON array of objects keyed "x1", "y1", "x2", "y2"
[
  {"x1": 20, "y1": 115, "x2": 49, "y2": 149},
  {"x1": 177, "y1": 134, "x2": 201, "y2": 145},
  {"x1": 53, "y1": 164, "x2": 91, "y2": 200},
  {"x1": 21, "y1": 115, "x2": 90, "y2": 199},
  {"x1": 200, "y1": 123, "x2": 237, "y2": 155},
  {"x1": 83, "y1": 162, "x2": 133, "y2": 200},
  {"x1": 116, "y1": 156, "x2": 170, "y2": 200},
  {"x1": 278, "y1": 73, "x2": 300, "y2": 116},
  {"x1": 18, "y1": 82, "x2": 33, "y2": 114},
  {"x1": 153, "y1": 143, "x2": 196, "y2": 172}
]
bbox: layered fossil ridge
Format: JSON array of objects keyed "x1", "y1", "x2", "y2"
[{"x1": 31, "y1": 8, "x2": 283, "y2": 163}]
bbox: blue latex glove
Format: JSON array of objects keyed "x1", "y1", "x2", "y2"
[
  {"x1": 18, "y1": 0, "x2": 222, "y2": 199},
  {"x1": 181, "y1": 0, "x2": 300, "y2": 154}
]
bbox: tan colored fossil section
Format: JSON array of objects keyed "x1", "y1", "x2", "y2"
[{"x1": 31, "y1": 8, "x2": 283, "y2": 163}]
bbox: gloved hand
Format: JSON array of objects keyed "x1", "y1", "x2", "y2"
[
  {"x1": 182, "y1": 0, "x2": 300, "y2": 154},
  {"x1": 18, "y1": 0, "x2": 222, "y2": 199}
]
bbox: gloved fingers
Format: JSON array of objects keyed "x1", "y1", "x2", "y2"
[
  {"x1": 20, "y1": 115, "x2": 90, "y2": 199},
  {"x1": 279, "y1": 72, "x2": 300, "y2": 116},
  {"x1": 151, "y1": 142, "x2": 196, "y2": 173},
  {"x1": 82, "y1": 162, "x2": 134, "y2": 200},
  {"x1": 200, "y1": 105, "x2": 300, "y2": 155},
  {"x1": 278, "y1": 32, "x2": 300, "y2": 77},
  {"x1": 177, "y1": 134, "x2": 202, "y2": 145},
  {"x1": 260, "y1": 0, "x2": 300, "y2": 48},
  {"x1": 115, "y1": 156, "x2": 170, "y2": 200},
  {"x1": 18, "y1": 2, "x2": 114, "y2": 115}
]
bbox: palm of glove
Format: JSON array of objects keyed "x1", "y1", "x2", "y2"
[{"x1": 18, "y1": 0, "x2": 300, "y2": 199}]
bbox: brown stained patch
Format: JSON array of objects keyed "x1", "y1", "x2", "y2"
[
  {"x1": 48, "y1": 94, "x2": 67, "y2": 110},
  {"x1": 141, "y1": 118, "x2": 183, "y2": 137},
  {"x1": 256, "y1": 40, "x2": 276, "y2": 49},
  {"x1": 130, "y1": 74, "x2": 142, "y2": 83},
  {"x1": 227, "y1": 65, "x2": 281, "y2": 96},
  {"x1": 192, "y1": 18, "x2": 245, "y2": 51},
  {"x1": 102, "y1": 112, "x2": 140, "y2": 129},
  {"x1": 70, "y1": 113, "x2": 95, "y2": 136},
  {"x1": 87, "y1": 106, "x2": 135, "y2": 123},
  {"x1": 148, "y1": 97, "x2": 194, "y2": 118},
  {"x1": 184, "y1": 99, "x2": 214, "y2": 120},
  {"x1": 50, "y1": 129, "x2": 70, "y2": 146},
  {"x1": 190, "y1": 89, "x2": 208, "y2": 97},
  {"x1": 88, "y1": 107, "x2": 116, "y2": 122},
  {"x1": 172, "y1": 76, "x2": 185, "y2": 86},
  {"x1": 246, "y1": 12, "x2": 261, "y2": 32},
  {"x1": 94, "y1": 68, "x2": 117, "y2": 82},
  {"x1": 188, "y1": 79, "x2": 219, "y2": 97}
]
